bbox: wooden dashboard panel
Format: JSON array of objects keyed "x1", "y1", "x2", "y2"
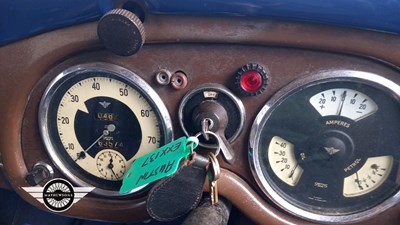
[{"x1": 1, "y1": 15, "x2": 400, "y2": 224}]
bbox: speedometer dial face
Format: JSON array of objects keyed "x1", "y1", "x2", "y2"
[
  {"x1": 39, "y1": 62, "x2": 172, "y2": 196},
  {"x1": 249, "y1": 71, "x2": 400, "y2": 223}
]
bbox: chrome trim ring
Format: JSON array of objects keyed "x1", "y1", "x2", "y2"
[
  {"x1": 39, "y1": 62, "x2": 173, "y2": 197},
  {"x1": 178, "y1": 83, "x2": 245, "y2": 148},
  {"x1": 249, "y1": 70, "x2": 400, "y2": 224}
]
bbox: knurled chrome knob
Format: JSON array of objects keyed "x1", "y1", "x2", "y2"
[{"x1": 97, "y1": 8, "x2": 145, "y2": 56}]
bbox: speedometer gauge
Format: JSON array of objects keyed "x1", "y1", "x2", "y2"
[
  {"x1": 249, "y1": 70, "x2": 400, "y2": 223},
  {"x1": 39, "y1": 62, "x2": 172, "y2": 196}
]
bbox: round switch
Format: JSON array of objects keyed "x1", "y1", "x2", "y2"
[
  {"x1": 235, "y1": 63, "x2": 268, "y2": 96},
  {"x1": 97, "y1": 9, "x2": 145, "y2": 56}
]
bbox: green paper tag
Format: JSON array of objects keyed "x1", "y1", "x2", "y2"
[{"x1": 120, "y1": 136, "x2": 198, "y2": 194}]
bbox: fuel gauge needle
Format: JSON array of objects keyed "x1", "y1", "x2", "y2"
[
  {"x1": 337, "y1": 90, "x2": 347, "y2": 115},
  {"x1": 356, "y1": 172, "x2": 363, "y2": 190}
]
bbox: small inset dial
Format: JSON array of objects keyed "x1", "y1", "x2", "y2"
[
  {"x1": 309, "y1": 88, "x2": 378, "y2": 121},
  {"x1": 343, "y1": 156, "x2": 393, "y2": 197},
  {"x1": 96, "y1": 149, "x2": 127, "y2": 180},
  {"x1": 268, "y1": 136, "x2": 303, "y2": 186}
]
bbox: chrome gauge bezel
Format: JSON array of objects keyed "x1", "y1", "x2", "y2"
[
  {"x1": 178, "y1": 83, "x2": 245, "y2": 148},
  {"x1": 39, "y1": 62, "x2": 173, "y2": 196},
  {"x1": 249, "y1": 70, "x2": 400, "y2": 224}
]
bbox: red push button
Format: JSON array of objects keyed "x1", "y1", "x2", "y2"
[
  {"x1": 241, "y1": 70, "x2": 263, "y2": 92},
  {"x1": 235, "y1": 63, "x2": 268, "y2": 96}
]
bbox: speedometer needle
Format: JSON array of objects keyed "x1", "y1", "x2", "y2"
[
  {"x1": 75, "y1": 124, "x2": 116, "y2": 161},
  {"x1": 84, "y1": 124, "x2": 116, "y2": 153},
  {"x1": 337, "y1": 90, "x2": 347, "y2": 115},
  {"x1": 84, "y1": 130, "x2": 109, "y2": 153}
]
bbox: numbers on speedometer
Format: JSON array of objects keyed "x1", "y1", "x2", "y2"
[
  {"x1": 57, "y1": 76, "x2": 160, "y2": 176},
  {"x1": 39, "y1": 62, "x2": 173, "y2": 196}
]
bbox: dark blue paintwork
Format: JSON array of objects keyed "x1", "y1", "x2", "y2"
[
  {"x1": 1, "y1": 0, "x2": 400, "y2": 46},
  {"x1": 144, "y1": 0, "x2": 400, "y2": 33},
  {"x1": 0, "y1": 0, "x2": 113, "y2": 46}
]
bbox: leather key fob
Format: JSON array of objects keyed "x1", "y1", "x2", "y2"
[{"x1": 146, "y1": 153, "x2": 209, "y2": 221}]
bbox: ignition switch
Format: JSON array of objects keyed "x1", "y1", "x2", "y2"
[
  {"x1": 192, "y1": 100, "x2": 235, "y2": 163},
  {"x1": 179, "y1": 84, "x2": 245, "y2": 164}
]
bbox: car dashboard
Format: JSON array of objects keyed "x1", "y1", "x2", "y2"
[{"x1": 1, "y1": 1, "x2": 400, "y2": 225}]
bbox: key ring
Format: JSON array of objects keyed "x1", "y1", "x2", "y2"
[
  {"x1": 187, "y1": 136, "x2": 199, "y2": 155},
  {"x1": 195, "y1": 130, "x2": 221, "y2": 156},
  {"x1": 207, "y1": 152, "x2": 220, "y2": 181}
]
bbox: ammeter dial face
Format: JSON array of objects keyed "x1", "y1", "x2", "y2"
[
  {"x1": 250, "y1": 71, "x2": 400, "y2": 223},
  {"x1": 309, "y1": 88, "x2": 378, "y2": 121},
  {"x1": 39, "y1": 63, "x2": 172, "y2": 196}
]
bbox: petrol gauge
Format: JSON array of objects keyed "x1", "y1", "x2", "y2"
[
  {"x1": 250, "y1": 70, "x2": 400, "y2": 223},
  {"x1": 343, "y1": 155, "x2": 393, "y2": 197},
  {"x1": 39, "y1": 62, "x2": 173, "y2": 196}
]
